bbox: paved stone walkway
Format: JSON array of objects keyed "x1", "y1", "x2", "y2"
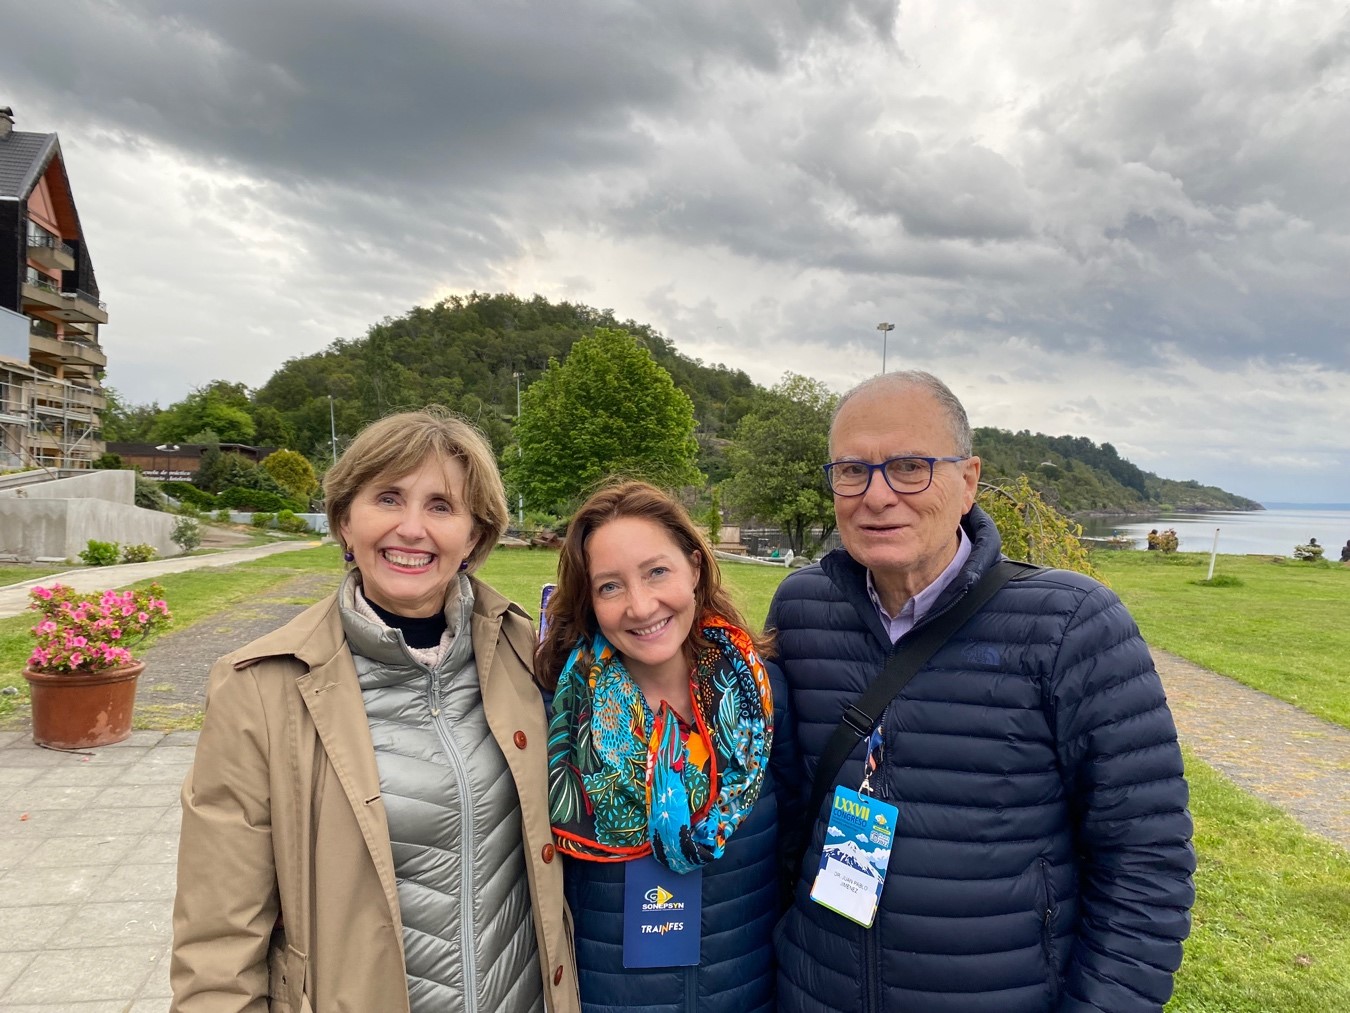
[{"x1": 1153, "y1": 648, "x2": 1350, "y2": 850}]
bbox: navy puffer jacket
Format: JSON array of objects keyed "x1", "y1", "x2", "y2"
[
  {"x1": 562, "y1": 663, "x2": 800, "y2": 1013},
  {"x1": 768, "y1": 507, "x2": 1194, "y2": 1013}
]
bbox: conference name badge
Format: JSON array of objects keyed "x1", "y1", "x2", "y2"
[
  {"x1": 622, "y1": 855, "x2": 701, "y2": 967},
  {"x1": 810, "y1": 786, "x2": 897, "y2": 927}
]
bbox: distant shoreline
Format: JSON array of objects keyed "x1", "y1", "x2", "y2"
[{"x1": 1073, "y1": 504, "x2": 1266, "y2": 520}]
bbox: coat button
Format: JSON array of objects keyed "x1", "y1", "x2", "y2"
[
  {"x1": 542, "y1": 843, "x2": 556, "y2": 863},
  {"x1": 513, "y1": 730, "x2": 527, "y2": 749},
  {"x1": 553, "y1": 965, "x2": 564, "y2": 985}
]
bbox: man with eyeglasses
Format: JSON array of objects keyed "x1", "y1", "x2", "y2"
[{"x1": 768, "y1": 370, "x2": 1194, "y2": 1013}]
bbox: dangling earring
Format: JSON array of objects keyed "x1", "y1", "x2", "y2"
[
  {"x1": 343, "y1": 549, "x2": 355, "y2": 563},
  {"x1": 458, "y1": 559, "x2": 469, "y2": 572}
]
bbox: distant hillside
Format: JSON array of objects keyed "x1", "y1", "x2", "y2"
[
  {"x1": 252, "y1": 292, "x2": 758, "y2": 478},
  {"x1": 197, "y1": 292, "x2": 1255, "y2": 514},
  {"x1": 976, "y1": 428, "x2": 1261, "y2": 515}
]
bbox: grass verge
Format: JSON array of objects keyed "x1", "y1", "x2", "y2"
[
  {"x1": 0, "y1": 563, "x2": 70, "y2": 586},
  {"x1": 1094, "y1": 552, "x2": 1350, "y2": 728},
  {"x1": 1168, "y1": 748, "x2": 1350, "y2": 1011}
]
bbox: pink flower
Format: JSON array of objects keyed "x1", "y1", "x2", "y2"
[
  {"x1": 33, "y1": 585, "x2": 54, "y2": 600},
  {"x1": 137, "y1": 612, "x2": 149, "y2": 623},
  {"x1": 69, "y1": 652, "x2": 84, "y2": 667}
]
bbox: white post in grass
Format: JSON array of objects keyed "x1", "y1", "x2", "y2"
[{"x1": 1207, "y1": 528, "x2": 1220, "y2": 580}]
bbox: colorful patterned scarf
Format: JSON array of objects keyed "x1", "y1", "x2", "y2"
[{"x1": 547, "y1": 615, "x2": 773, "y2": 874}]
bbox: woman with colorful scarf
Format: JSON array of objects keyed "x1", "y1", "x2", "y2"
[{"x1": 538, "y1": 481, "x2": 798, "y2": 1013}]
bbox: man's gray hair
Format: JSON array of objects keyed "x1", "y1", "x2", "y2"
[{"x1": 831, "y1": 371, "x2": 973, "y2": 457}]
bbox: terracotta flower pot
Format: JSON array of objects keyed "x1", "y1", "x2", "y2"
[{"x1": 22, "y1": 660, "x2": 145, "y2": 749}]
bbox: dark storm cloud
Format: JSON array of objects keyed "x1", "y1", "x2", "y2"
[{"x1": 5, "y1": 0, "x2": 895, "y2": 187}]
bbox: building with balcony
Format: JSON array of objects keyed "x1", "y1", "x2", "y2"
[{"x1": 0, "y1": 106, "x2": 108, "y2": 471}]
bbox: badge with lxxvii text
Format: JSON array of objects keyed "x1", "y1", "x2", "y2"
[
  {"x1": 622, "y1": 855, "x2": 702, "y2": 967},
  {"x1": 810, "y1": 786, "x2": 897, "y2": 927}
]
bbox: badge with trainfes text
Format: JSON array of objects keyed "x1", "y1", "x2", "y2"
[
  {"x1": 623, "y1": 855, "x2": 701, "y2": 967},
  {"x1": 810, "y1": 787, "x2": 897, "y2": 927}
]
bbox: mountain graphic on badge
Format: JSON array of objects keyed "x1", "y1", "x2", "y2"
[{"x1": 822, "y1": 841, "x2": 882, "y2": 880}]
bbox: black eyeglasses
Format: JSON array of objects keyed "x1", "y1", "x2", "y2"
[{"x1": 822, "y1": 456, "x2": 970, "y2": 496}]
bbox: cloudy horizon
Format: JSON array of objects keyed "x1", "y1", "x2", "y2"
[{"x1": 4, "y1": 0, "x2": 1347, "y2": 503}]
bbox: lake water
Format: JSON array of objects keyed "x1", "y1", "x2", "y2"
[{"x1": 1078, "y1": 505, "x2": 1350, "y2": 558}]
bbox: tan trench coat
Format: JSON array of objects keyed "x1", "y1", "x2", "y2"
[{"x1": 170, "y1": 577, "x2": 579, "y2": 1013}]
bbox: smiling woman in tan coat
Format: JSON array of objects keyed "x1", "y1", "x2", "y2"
[{"x1": 171, "y1": 409, "x2": 579, "y2": 1013}]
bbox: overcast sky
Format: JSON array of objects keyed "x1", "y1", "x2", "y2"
[{"x1": 5, "y1": 0, "x2": 1348, "y2": 503}]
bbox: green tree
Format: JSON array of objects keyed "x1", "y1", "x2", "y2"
[
  {"x1": 510, "y1": 328, "x2": 701, "y2": 512},
  {"x1": 976, "y1": 475, "x2": 1101, "y2": 579},
  {"x1": 724, "y1": 374, "x2": 838, "y2": 553},
  {"x1": 262, "y1": 449, "x2": 319, "y2": 505},
  {"x1": 99, "y1": 386, "x2": 160, "y2": 442},
  {"x1": 154, "y1": 381, "x2": 257, "y2": 444}
]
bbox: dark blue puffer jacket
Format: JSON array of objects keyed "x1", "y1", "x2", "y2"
[
  {"x1": 768, "y1": 507, "x2": 1195, "y2": 1013},
  {"x1": 562, "y1": 663, "x2": 800, "y2": 1013}
]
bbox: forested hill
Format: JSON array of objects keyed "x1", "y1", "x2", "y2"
[
  {"x1": 114, "y1": 291, "x2": 1259, "y2": 516},
  {"x1": 251, "y1": 292, "x2": 758, "y2": 459},
  {"x1": 976, "y1": 428, "x2": 1262, "y2": 514}
]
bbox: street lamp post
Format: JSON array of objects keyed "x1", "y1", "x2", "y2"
[
  {"x1": 513, "y1": 371, "x2": 524, "y2": 526},
  {"x1": 876, "y1": 322, "x2": 895, "y2": 373},
  {"x1": 153, "y1": 443, "x2": 180, "y2": 481},
  {"x1": 328, "y1": 395, "x2": 338, "y2": 465}
]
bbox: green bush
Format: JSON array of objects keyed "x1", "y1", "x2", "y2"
[
  {"x1": 120, "y1": 543, "x2": 159, "y2": 564},
  {"x1": 134, "y1": 475, "x2": 167, "y2": 511},
  {"x1": 92, "y1": 452, "x2": 124, "y2": 470},
  {"x1": 214, "y1": 508, "x2": 232, "y2": 523},
  {"x1": 274, "y1": 509, "x2": 311, "y2": 534},
  {"x1": 79, "y1": 539, "x2": 121, "y2": 567},
  {"x1": 171, "y1": 516, "x2": 201, "y2": 553},
  {"x1": 162, "y1": 481, "x2": 218, "y2": 509},
  {"x1": 251, "y1": 512, "x2": 275, "y2": 529},
  {"x1": 218, "y1": 487, "x2": 302, "y2": 512}
]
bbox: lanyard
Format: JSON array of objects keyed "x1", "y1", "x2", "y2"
[{"x1": 859, "y1": 723, "x2": 884, "y2": 798}]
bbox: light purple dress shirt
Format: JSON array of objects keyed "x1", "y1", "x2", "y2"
[{"x1": 865, "y1": 527, "x2": 972, "y2": 643}]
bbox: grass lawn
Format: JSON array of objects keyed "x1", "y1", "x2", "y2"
[
  {"x1": 1094, "y1": 551, "x2": 1350, "y2": 729},
  {"x1": 0, "y1": 563, "x2": 72, "y2": 586},
  {"x1": 1169, "y1": 749, "x2": 1350, "y2": 1012}
]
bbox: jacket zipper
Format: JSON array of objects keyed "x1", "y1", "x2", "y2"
[
  {"x1": 428, "y1": 666, "x2": 478, "y2": 1013},
  {"x1": 684, "y1": 964, "x2": 697, "y2": 1011},
  {"x1": 1039, "y1": 858, "x2": 1057, "y2": 988},
  {"x1": 864, "y1": 920, "x2": 880, "y2": 1013}
]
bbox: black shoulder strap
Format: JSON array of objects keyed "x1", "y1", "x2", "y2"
[{"x1": 803, "y1": 559, "x2": 1039, "y2": 831}]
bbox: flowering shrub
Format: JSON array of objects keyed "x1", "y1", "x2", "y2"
[{"x1": 27, "y1": 583, "x2": 173, "y2": 674}]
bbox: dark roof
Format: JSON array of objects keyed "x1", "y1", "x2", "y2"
[{"x1": 0, "y1": 130, "x2": 59, "y2": 200}]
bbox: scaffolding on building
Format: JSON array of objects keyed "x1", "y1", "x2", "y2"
[{"x1": 0, "y1": 369, "x2": 104, "y2": 472}]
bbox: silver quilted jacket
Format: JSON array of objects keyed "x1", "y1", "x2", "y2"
[{"x1": 340, "y1": 572, "x2": 544, "y2": 1013}]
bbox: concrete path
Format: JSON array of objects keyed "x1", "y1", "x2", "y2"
[
  {"x1": 0, "y1": 729, "x2": 193, "y2": 1011},
  {"x1": 0, "y1": 540, "x2": 322, "y2": 619},
  {"x1": 1153, "y1": 648, "x2": 1350, "y2": 850}
]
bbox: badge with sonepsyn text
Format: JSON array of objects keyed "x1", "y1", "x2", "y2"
[{"x1": 622, "y1": 855, "x2": 701, "y2": 967}]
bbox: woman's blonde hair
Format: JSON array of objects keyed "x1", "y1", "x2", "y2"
[
  {"x1": 535, "y1": 480, "x2": 772, "y2": 690},
  {"x1": 323, "y1": 407, "x2": 508, "y2": 573}
]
